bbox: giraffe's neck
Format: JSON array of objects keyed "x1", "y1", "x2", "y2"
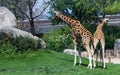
[
  {"x1": 96, "y1": 21, "x2": 105, "y2": 31},
  {"x1": 56, "y1": 12, "x2": 83, "y2": 28}
]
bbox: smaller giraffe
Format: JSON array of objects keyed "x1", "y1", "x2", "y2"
[{"x1": 93, "y1": 18, "x2": 109, "y2": 68}]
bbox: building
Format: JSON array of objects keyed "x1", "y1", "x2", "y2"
[{"x1": 16, "y1": 19, "x2": 63, "y2": 37}]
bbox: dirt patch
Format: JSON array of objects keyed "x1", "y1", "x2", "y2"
[{"x1": 98, "y1": 57, "x2": 120, "y2": 64}]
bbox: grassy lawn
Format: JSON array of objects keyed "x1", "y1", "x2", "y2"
[{"x1": 0, "y1": 50, "x2": 120, "y2": 75}]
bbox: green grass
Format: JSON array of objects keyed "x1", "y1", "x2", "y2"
[{"x1": 0, "y1": 50, "x2": 120, "y2": 75}]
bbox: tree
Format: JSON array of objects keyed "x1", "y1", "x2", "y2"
[
  {"x1": 50, "y1": 0, "x2": 120, "y2": 24},
  {"x1": 94, "y1": 0, "x2": 120, "y2": 14},
  {"x1": 104, "y1": 0, "x2": 120, "y2": 14},
  {"x1": 50, "y1": 0, "x2": 100, "y2": 24},
  {"x1": 0, "y1": 0, "x2": 50, "y2": 35}
]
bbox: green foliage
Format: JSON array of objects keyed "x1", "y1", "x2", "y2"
[
  {"x1": 43, "y1": 26, "x2": 73, "y2": 52},
  {"x1": 85, "y1": 24, "x2": 120, "y2": 49},
  {"x1": 0, "y1": 43, "x2": 17, "y2": 56},
  {"x1": 104, "y1": 0, "x2": 120, "y2": 14},
  {"x1": 0, "y1": 35, "x2": 41, "y2": 55},
  {"x1": 44, "y1": 24, "x2": 120, "y2": 51},
  {"x1": 50, "y1": 0, "x2": 120, "y2": 25},
  {"x1": 104, "y1": 25, "x2": 120, "y2": 49},
  {"x1": 50, "y1": 0, "x2": 99, "y2": 24},
  {"x1": 9, "y1": 36, "x2": 39, "y2": 53}
]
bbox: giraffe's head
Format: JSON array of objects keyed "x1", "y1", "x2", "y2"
[
  {"x1": 101, "y1": 18, "x2": 109, "y2": 23},
  {"x1": 51, "y1": 11, "x2": 60, "y2": 19},
  {"x1": 54, "y1": 11, "x2": 60, "y2": 16}
]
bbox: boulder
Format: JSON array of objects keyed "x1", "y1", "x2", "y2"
[
  {"x1": 63, "y1": 49, "x2": 88, "y2": 58},
  {"x1": 0, "y1": 25, "x2": 46, "y2": 48},
  {"x1": 0, "y1": 7, "x2": 16, "y2": 27},
  {"x1": 0, "y1": 7, "x2": 46, "y2": 49},
  {"x1": 63, "y1": 49, "x2": 79, "y2": 56},
  {"x1": 114, "y1": 39, "x2": 120, "y2": 58}
]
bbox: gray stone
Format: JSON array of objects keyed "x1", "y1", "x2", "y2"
[
  {"x1": 0, "y1": 25, "x2": 46, "y2": 48},
  {"x1": 0, "y1": 7, "x2": 16, "y2": 27},
  {"x1": 63, "y1": 49, "x2": 88, "y2": 58},
  {"x1": 0, "y1": 7, "x2": 46, "y2": 49},
  {"x1": 63, "y1": 49, "x2": 79, "y2": 56},
  {"x1": 114, "y1": 39, "x2": 120, "y2": 58}
]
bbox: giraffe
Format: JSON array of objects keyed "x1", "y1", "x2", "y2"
[
  {"x1": 93, "y1": 18, "x2": 109, "y2": 68},
  {"x1": 54, "y1": 11, "x2": 95, "y2": 69}
]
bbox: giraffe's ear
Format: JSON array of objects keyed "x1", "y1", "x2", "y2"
[
  {"x1": 53, "y1": 10, "x2": 56, "y2": 13},
  {"x1": 99, "y1": 19, "x2": 102, "y2": 22},
  {"x1": 102, "y1": 13, "x2": 105, "y2": 19}
]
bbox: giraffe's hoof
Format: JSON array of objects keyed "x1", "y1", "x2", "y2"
[
  {"x1": 79, "y1": 61, "x2": 82, "y2": 64},
  {"x1": 73, "y1": 63, "x2": 76, "y2": 66},
  {"x1": 87, "y1": 64, "x2": 92, "y2": 69},
  {"x1": 87, "y1": 66, "x2": 92, "y2": 69},
  {"x1": 103, "y1": 66, "x2": 106, "y2": 69},
  {"x1": 93, "y1": 65, "x2": 96, "y2": 68}
]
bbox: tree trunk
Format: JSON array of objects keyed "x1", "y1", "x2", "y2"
[{"x1": 30, "y1": 19, "x2": 35, "y2": 35}]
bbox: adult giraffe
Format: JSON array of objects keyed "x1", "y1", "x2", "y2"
[{"x1": 54, "y1": 11, "x2": 95, "y2": 69}]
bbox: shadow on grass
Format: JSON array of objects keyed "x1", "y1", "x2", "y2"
[
  {"x1": 0, "y1": 68, "x2": 7, "y2": 72},
  {"x1": 59, "y1": 57, "x2": 89, "y2": 67},
  {"x1": 59, "y1": 57, "x2": 73, "y2": 62}
]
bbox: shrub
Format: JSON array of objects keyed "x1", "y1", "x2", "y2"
[
  {"x1": 0, "y1": 43, "x2": 17, "y2": 56},
  {"x1": 43, "y1": 26, "x2": 73, "y2": 52},
  {"x1": 0, "y1": 35, "x2": 41, "y2": 55},
  {"x1": 43, "y1": 24, "x2": 120, "y2": 51},
  {"x1": 85, "y1": 24, "x2": 120, "y2": 49}
]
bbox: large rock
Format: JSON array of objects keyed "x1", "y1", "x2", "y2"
[
  {"x1": 0, "y1": 7, "x2": 46, "y2": 48},
  {"x1": 114, "y1": 39, "x2": 120, "y2": 58},
  {"x1": 63, "y1": 49, "x2": 79, "y2": 56},
  {"x1": 0, "y1": 25, "x2": 46, "y2": 48},
  {"x1": 63, "y1": 49, "x2": 88, "y2": 58},
  {"x1": 0, "y1": 7, "x2": 16, "y2": 27}
]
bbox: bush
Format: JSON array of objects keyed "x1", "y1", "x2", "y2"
[
  {"x1": 9, "y1": 36, "x2": 39, "y2": 53},
  {"x1": 0, "y1": 43, "x2": 17, "y2": 56},
  {"x1": 43, "y1": 26, "x2": 73, "y2": 52},
  {"x1": 0, "y1": 35, "x2": 41, "y2": 55},
  {"x1": 85, "y1": 24, "x2": 120, "y2": 49},
  {"x1": 43, "y1": 24, "x2": 120, "y2": 51}
]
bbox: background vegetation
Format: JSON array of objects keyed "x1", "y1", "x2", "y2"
[
  {"x1": 43, "y1": 24, "x2": 120, "y2": 52},
  {"x1": 0, "y1": 35, "x2": 41, "y2": 56},
  {"x1": 50, "y1": 0, "x2": 120, "y2": 25}
]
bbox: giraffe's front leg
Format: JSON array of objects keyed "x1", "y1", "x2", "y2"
[
  {"x1": 87, "y1": 54, "x2": 92, "y2": 69},
  {"x1": 73, "y1": 40, "x2": 77, "y2": 66},
  {"x1": 78, "y1": 51, "x2": 82, "y2": 65},
  {"x1": 72, "y1": 34, "x2": 77, "y2": 66},
  {"x1": 73, "y1": 49, "x2": 77, "y2": 66}
]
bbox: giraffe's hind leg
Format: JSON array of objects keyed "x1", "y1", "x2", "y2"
[
  {"x1": 78, "y1": 48, "x2": 82, "y2": 65},
  {"x1": 100, "y1": 39, "x2": 106, "y2": 68},
  {"x1": 85, "y1": 44, "x2": 92, "y2": 69},
  {"x1": 93, "y1": 38, "x2": 99, "y2": 68},
  {"x1": 77, "y1": 41, "x2": 82, "y2": 65}
]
